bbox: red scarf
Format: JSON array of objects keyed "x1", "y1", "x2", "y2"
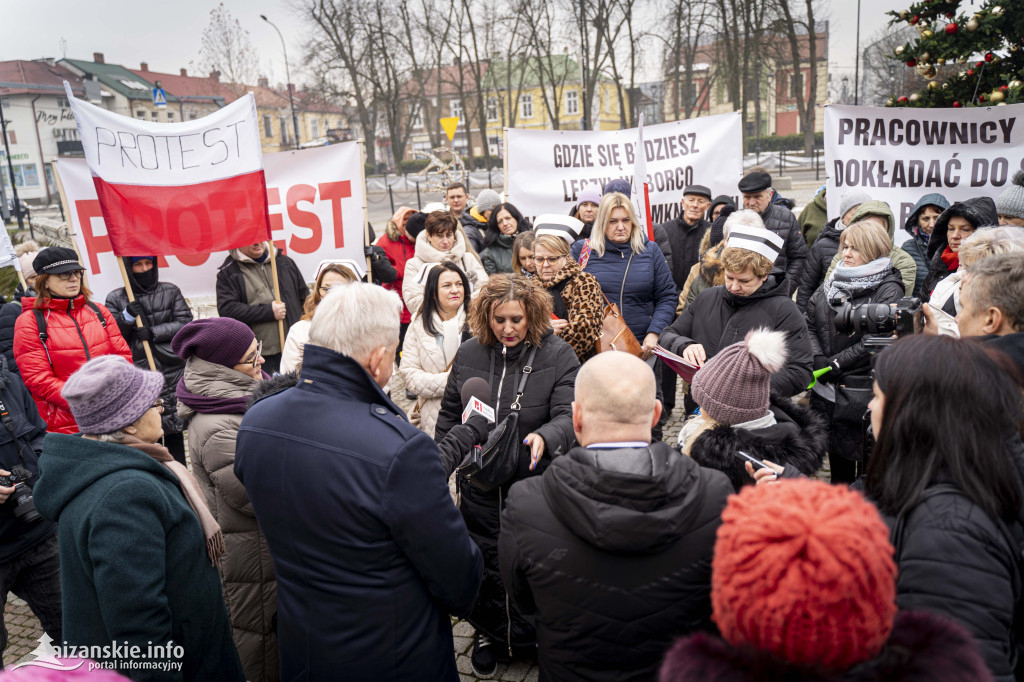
[{"x1": 940, "y1": 246, "x2": 959, "y2": 272}]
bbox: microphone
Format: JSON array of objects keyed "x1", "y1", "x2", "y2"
[{"x1": 460, "y1": 378, "x2": 494, "y2": 424}]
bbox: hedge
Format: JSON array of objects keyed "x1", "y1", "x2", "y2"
[{"x1": 744, "y1": 132, "x2": 824, "y2": 154}]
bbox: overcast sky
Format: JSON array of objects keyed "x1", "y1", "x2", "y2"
[{"x1": 2, "y1": 0, "x2": 895, "y2": 98}]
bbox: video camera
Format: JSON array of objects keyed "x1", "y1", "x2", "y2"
[{"x1": 833, "y1": 296, "x2": 924, "y2": 354}]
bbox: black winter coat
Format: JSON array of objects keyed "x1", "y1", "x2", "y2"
[
  {"x1": 902, "y1": 193, "x2": 950, "y2": 298},
  {"x1": 878, "y1": 438, "x2": 1024, "y2": 682},
  {"x1": 760, "y1": 203, "x2": 810, "y2": 289},
  {"x1": 687, "y1": 395, "x2": 828, "y2": 491},
  {"x1": 435, "y1": 331, "x2": 580, "y2": 648},
  {"x1": 235, "y1": 345, "x2": 483, "y2": 681},
  {"x1": 660, "y1": 611, "x2": 995, "y2": 682},
  {"x1": 498, "y1": 442, "x2": 732, "y2": 682},
  {"x1": 921, "y1": 196, "x2": 999, "y2": 299},
  {"x1": 657, "y1": 215, "x2": 710, "y2": 293},
  {"x1": 796, "y1": 217, "x2": 841, "y2": 310},
  {"x1": 105, "y1": 262, "x2": 193, "y2": 436},
  {"x1": 660, "y1": 274, "x2": 814, "y2": 397},
  {"x1": 0, "y1": 301, "x2": 21, "y2": 374},
  {"x1": 215, "y1": 251, "x2": 308, "y2": 333}
]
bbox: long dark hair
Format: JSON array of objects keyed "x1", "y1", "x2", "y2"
[
  {"x1": 483, "y1": 202, "x2": 530, "y2": 251},
  {"x1": 419, "y1": 261, "x2": 471, "y2": 336},
  {"x1": 865, "y1": 334, "x2": 1023, "y2": 522}
]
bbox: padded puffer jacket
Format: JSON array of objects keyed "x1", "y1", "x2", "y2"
[{"x1": 13, "y1": 295, "x2": 131, "y2": 434}]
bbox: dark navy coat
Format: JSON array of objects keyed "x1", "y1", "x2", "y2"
[{"x1": 235, "y1": 344, "x2": 482, "y2": 682}]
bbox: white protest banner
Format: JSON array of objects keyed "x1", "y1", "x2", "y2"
[
  {"x1": 55, "y1": 142, "x2": 366, "y2": 301},
  {"x1": 506, "y1": 112, "x2": 743, "y2": 224},
  {"x1": 825, "y1": 103, "x2": 1024, "y2": 243}
]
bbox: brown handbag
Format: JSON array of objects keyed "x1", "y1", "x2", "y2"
[{"x1": 591, "y1": 253, "x2": 644, "y2": 357}]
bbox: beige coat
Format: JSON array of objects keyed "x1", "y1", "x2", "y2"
[
  {"x1": 399, "y1": 308, "x2": 466, "y2": 437},
  {"x1": 402, "y1": 230, "x2": 488, "y2": 316},
  {"x1": 178, "y1": 357, "x2": 279, "y2": 682}
]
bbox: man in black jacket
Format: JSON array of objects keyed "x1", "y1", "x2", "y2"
[
  {"x1": 739, "y1": 171, "x2": 808, "y2": 289},
  {"x1": 498, "y1": 351, "x2": 732, "y2": 682},
  {"x1": 0, "y1": 356, "x2": 61, "y2": 666},
  {"x1": 216, "y1": 241, "x2": 308, "y2": 374}
]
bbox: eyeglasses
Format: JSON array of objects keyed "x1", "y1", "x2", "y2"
[
  {"x1": 534, "y1": 256, "x2": 566, "y2": 266},
  {"x1": 56, "y1": 270, "x2": 84, "y2": 281},
  {"x1": 246, "y1": 340, "x2": 263, "y2": 368},
  {"x1": 151, "y1": 398, "x2": 165, "y2": 414}
]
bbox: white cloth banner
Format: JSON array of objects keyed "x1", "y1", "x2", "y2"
[
  {"x1": 55, "y1": 142, "x2": 367, "y2": 301},
  {"x1": 505, "y1": 113, "x2": 743, "y2": 225},
  {"x1": 825, "y1": 103, "x2": 1024, "y2": 242}
]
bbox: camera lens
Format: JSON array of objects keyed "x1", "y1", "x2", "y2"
[{"x1": 10, "y1": 484, "x2": 40, "y2": 524}]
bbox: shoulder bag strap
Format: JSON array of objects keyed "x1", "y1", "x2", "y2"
[
  {"x1": 86, "y1": 301, "x2": 107, "y2": 328},
  {"x1": 33, "y1": 310, "x2": 54, "y2": 371},
  {"x1": 509, "y1": 345, "x2": 539, "y2": 412}
]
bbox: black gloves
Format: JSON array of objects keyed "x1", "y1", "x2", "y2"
[
  {"x1": 464, "y1": 414, "x2": 491, "y2": 444},
  {"x1": 125, "y1": 301, "x2": 144, "y2": 318},
  {"x1": 134, "y1": 327, "x2": 154, "y2": 342}
]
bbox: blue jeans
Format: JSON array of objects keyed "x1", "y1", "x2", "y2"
[{"x1": 0, "y1": 533, "x2": 61, "y2": 666}]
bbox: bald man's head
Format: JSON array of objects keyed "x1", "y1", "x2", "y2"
[{"x1": 575, "y1": 352, "x2": 657, "y2": 426}]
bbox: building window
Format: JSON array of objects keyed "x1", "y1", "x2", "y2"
[
  {"x1": 2, "y1": 129, "x2": 14, "y2": 145},
  {"x1": 411, "y1": 106, "x2": 423, "y2": 129},
  {"x1": 279, "y1": 116, "x2": 289, "y2": 142},
  {"x1": 680, "y1": 83, "x2": 698, "y2": 109},
  {"x1": 486, "y1": 97, "x2": 498, "y2": 122},
  {"x1": 450, "y1": 98, "x2": 463, "y2": 119},
  {"x1": 565, "y1": 90, "x2": 579, "y2": 115},
  {"x1": 0, "y1": 163, "x2": 40, "y2": 189},
  {"x1": 151, "y1": 111, "x2": 159, "y2": 121},
  {"x1": 264, "y1": 115, "x2": 273, "y2": 138},
  {"x1": 311, "y1": 118, "x2": 319, "y2": 138},
  {"x1": 136, "y1": 110, "x2": 145, "y2": 119},
  {"x1": 487, "y1": 135, "x2": 500, "y2": 153},
  {"x1": 166, "y1": 112, "x2": 174, "y2": 122},
  {"x1": 520, "y1": 94, "x2": 533, "y2": 119},
  {"x1": 57, "y1": 96, "x2": 69, "y2": 107},
  {"x1": 189, "y1": 112, "x2": 197, "y2": 120},
  {"x1": 791, "y1": 73, "x2": 804, "y2": 99}
]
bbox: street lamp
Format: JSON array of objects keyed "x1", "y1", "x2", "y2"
[{"x1": 261, "y1": 14, "x2": 301, "y2": 150}]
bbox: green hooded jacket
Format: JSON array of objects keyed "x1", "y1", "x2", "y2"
[{"x1": 799, "y1": 189, "x2": 828, "y2": 246}]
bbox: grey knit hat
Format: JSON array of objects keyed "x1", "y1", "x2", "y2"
[
  {"x1": 690, "y1": 328, "x2": 788, "y2": 426},
  {"x1": 839, "y1": 191, "x2": 873, "y2": 222},
  {"x1": 62, "y1": 355, "x2": 165, "y2": 435},
  {"x1": 474, "y1": 189, "x2": 502, "y2": 213},
  {"x1": 996, "y1": 171, "x2": 1024, "y2": 221}
]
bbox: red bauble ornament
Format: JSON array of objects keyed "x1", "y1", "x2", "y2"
[
  {"x1": 911, "y1": 14, "x2": 920, "y2": 24},
  {"x1": 945, "y1": 21, "x2": 958, "y2": 34},
  {"x1": 1001, "y1": 84, "x2": 1009, "y2": 91},
  {"x1": 899, "y1": 96, "x2": 909, "y2": 104},
  {"x1": 968, "y1": 69, "x2": 975, "y2": 76},
  {"x1": 908, "y1": 59, "x2": 918, "y2": 67},
  {"x1": 980, "y1": 93, "x2": 987, "y2": 101},
  {"x1": 946, "y1": 11, "x2": 955, "y2": 17},
  {"x1": 954, "y1": 101, "x2": 962, "y2": 107},
  {"x1": 985, "y1": 52, "x2": 994, "y2": 62}
]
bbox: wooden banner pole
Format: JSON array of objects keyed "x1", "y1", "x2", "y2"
[
  {"x1": 358, "y1": 139, "x2": 372, "y2": 284},
  {"x1": 268, "y1": 243, "x2": 286, "y2": 350},
  {"x1": 115, "y1": 258, "x2": 157, "y2": 371}
]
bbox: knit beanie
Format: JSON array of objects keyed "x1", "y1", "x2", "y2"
[
  {"x1": 405, "y1": 212, "x2": 428, "y2": 240},
  {"x1": 712, "y1": 479, "x2": 897, "y2": 672},
  {"x1": 707, "y1": 205, "x2": 736, "y2": 249},
  {"x1": 603, "y1": 178, "x2": 632, "y2": 196},
  {"x1": 690, "y1": 328, "x2": 787, "y2": 425},
  {"x1": 996, "y1": 170, "x2": 1024, "y2": 221},
  {"x1": 474, "y1": 189, "x2": 501, "y2": 213},
  {"x1": 171, "y1": 318, "x2": 256, "y2": 368},
  {"x1": 577, "y1": 186, "x2": 601, "y2": 207},
  {"x1": 63, "y1": 356, "x2": 165, "y2": 434},
  {"x1": 17, "y1": 251, "x2": 38, "y2": 279},
  {"x1": 839, "y1": 191, "x2": 872, "y2": 222}
]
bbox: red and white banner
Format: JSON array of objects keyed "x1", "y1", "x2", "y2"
[
  {"x1": 64, "y1": 82, "x2": 270, "y2": 255},
  {"x1": 54, "y1": 142, "x2": 366, "y2": 301}
]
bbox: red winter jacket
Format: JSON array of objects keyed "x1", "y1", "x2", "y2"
[
  {"x1": 13, "y1": 295, "x2": 132, "y2": 434},
  {"x1": 376, "y1": 230, "x2": 416, "y2": 324}
]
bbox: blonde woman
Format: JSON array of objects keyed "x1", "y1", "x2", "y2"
[{"x1": 280, "y1": 261, "x2": 359, "y2": 373}]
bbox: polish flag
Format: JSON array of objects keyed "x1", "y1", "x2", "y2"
[
  {"x1": 632, "y1": 113, "x2": 654, "y2": 241},
  {"x1": 63, "y1": 82, "x2": 270, "y2": 256}
]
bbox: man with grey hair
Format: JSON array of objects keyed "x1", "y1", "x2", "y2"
[
  {"x1": 235, "y1": 283, "x2": 483, "y2": 681},
  {"x1": 498, "y1": 351, "x2": 732, "y2": 682},
  {"x1": 953, "y1": 252, "x2": 1024, "y2": 377}
]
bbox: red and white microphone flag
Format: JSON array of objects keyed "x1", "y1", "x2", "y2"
[{"x1": 63, "y1": 81, "x2": 270, "y2": 256}]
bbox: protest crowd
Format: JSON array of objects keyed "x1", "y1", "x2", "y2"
[{"x1": 3, "y1": 99, "x2": 1024, "y2": 682}]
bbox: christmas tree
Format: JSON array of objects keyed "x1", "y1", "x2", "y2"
[{"x1": 885, "y1": 0, "x2": 1024, "y2": 107}]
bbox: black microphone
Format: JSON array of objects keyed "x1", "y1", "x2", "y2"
[{"x1": 460, "y1": 378, "x2": 494, "y2": 424}]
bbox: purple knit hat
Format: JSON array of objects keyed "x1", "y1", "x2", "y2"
[
  {"x1": 171, "y1": 318, "x2": 255, "y2": 368},
  {"x1": 62, "y1": 356, "x2": 165, "y2": 434},
  {"x1": 577, "y1": 186, "x2": 601, "y2": 207},
  {"x1": 690, "y1": 328, "x2": 788, "y2": 425}
]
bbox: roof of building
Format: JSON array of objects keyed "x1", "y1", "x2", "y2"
[
  {"x1": 0, "y1": 60, "x2": 85, "y2": 97},
  {"x1": 128, "y1": 65, "x2": 233, "y2": 104},
  {"x1": 61, "y1": 58, "x2": 178, "y2": 102}
]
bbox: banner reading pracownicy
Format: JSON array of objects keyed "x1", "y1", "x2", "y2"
[
  {"x1": 506, "y1": 113, "x2": 743, "y2": 225},
  {"x1": 825, "y1": 103, "x2": 1024, "y2": 242},
  {"x1": 65, "y1": 84, "x2": 270, "y2": 255},
  {"x1": 55, "y1": 142, "x2": 366, "y2": 301}
]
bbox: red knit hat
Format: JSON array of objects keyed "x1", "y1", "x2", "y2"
[{"x1": 711, "y1": 479, "x2": 897, "y2": 672}]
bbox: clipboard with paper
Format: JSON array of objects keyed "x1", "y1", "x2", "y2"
[{"x1": 651, "y1": 345, "x2": 699, "y2": 383}]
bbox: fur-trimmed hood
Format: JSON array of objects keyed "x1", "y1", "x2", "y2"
[
  {"x1": 686, "y1": 394, "x2": 827, "y2": 491},
  {"x1": 659, "y1": 611, "x2": 993, "y2": 682}
]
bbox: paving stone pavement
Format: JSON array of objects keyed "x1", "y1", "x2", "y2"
[{"x1": 1, "y1": 366, "x2": 827, "y2": 677}]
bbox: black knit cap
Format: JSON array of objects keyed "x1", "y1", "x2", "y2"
[
  {"x1": 406, "y1": 212, "x2": 428, "y2": 239},
  {"x1": 33, "y1": 246, "x2": 85, "y2": 275},
  {"x1": 738, "y1": 171, "x2": 772, "y2": 194}
]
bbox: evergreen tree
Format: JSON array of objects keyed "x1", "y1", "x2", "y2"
[{"x1": 885, "y1": 0, "x2": 1024, "y2": 107}]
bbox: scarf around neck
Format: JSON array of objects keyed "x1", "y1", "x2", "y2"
[
  {"x1": 825, "y1": 257, "x2": 892, "y2": 305},
  {"x1": 176, "y1": 368, "x2": 269, "y2": 415},
  {"x1": 116, "y1": 435, "x2": 225, "y2": 567},
  {"x1": 941, "y1": 246, "x2": 959, "y2": 272}
]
